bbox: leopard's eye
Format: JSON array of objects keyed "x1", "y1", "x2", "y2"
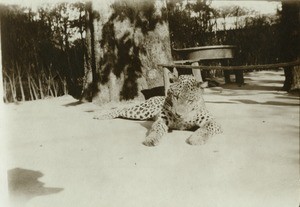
[{"x1": 172, "y1": 94, "x2": 179, "y2": 100}]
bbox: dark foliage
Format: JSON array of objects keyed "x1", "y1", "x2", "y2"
[
  {"x1": 98, "y1": 0, "x2": 167, "y2": 101},
  {"x1": 99, "y1": 20, "x2": 117, "y2": 84},
  {"x1": 120, "y1": 44, "x2": 143, "y2": 99},
  {"x1": 1, "y1": 3, "x2": 87, "y2": 102},
  {"x1": 211, "y1": 25, "x2": 281, "y2": 65},
  {"x1": 167, "y1": 0, "x2": 283, "y2": 66},
  {"x1": 167, "y1": 0, "x2": 217, "y2": 48},
  {"x1": 115, "y1": 32, "x2": 132, "y2": 78}
]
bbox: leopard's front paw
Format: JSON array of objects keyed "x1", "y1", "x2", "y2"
[
  {"x1": 186, "y1": 135, "x2": 208, "y2": 145},
  {"x1": 143, "y1": 136, "x2": 159, "y2": 147}
]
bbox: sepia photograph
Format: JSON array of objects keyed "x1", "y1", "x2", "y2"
[{"x1": 0, "y1": 0, "x2": 299, "y2": 206}]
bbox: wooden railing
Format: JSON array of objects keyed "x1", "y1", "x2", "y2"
[
  {"x1": 158, "y1": 59, "x2": 300, "y2": 94},
  {"x1": 158, "y1": 60, "x2": 300, "y2": 71}
]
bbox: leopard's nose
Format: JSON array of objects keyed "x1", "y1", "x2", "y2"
[
  {"x1": 175, "y1": 112, "x2": 182, "y2": 117},
  {"x1": 175, "y1": 106, "x2": 186, "y2": 117}
]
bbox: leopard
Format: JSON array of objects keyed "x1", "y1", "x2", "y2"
[{"x1": 94, "y1": 75, "x2": 222, "y2": 146}]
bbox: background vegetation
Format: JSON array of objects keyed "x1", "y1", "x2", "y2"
[
  {"x1": 167, "y1": 0, "x2": 281, "y2": 65},
  {"x1": 1, "y1": 3, "x2": 86, "y2": 102},
  {"x1": 1, "y1": 0, "x2": 298, "y2": 103}
]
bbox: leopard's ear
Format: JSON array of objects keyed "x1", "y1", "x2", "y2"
[
  {"x1": 170, "y1": 76, "x2": 180, "y2": 83},
  {"x1": 168, "y1": 67, "x2": 179, "y2": 83},
  {"x1": 196, "y1": 81, "x2": 208, "y2": 88}
]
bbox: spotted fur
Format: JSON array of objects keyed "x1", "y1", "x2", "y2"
[{"x1": 94, "y1": 75, "x2": 222, "y2": 146}]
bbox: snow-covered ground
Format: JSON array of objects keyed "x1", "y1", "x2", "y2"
[{"x1": 2, "y1": 71, "x2": 299, "y2": 207}]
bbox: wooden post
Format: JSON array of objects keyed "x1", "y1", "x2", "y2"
[
  {"x1": 191, "y1": 62, "x2": 203, "y2": 82},
  {"x1": 163, "y1": 67, "x2": 170, "y2": 95}
]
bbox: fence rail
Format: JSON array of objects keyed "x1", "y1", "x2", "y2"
[
  {"x1": 159, "y1": 60, "x2": 300, "y2": 95},
  {"x1": 158, "y1": 60, "x2": 300, "y2": 71}
]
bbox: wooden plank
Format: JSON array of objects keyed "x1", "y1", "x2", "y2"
[
  {"x1": 191, "y1": 62, "x2": 203, "y2": 82},
  {"x1": 173, "y1": 45, "x2": 236, "y2": 52},
  {"x1": 163, "y1": 67, "x2": 171, "y2": 95}
]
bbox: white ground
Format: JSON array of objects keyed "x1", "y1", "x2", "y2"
[{"x1": 2, "y1": 71, "x2": 299, "y2": 207}]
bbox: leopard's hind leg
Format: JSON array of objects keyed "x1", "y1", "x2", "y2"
[
  {"x1": 93, "y1": 108, "x2": 125, "y2": 120},
  {"x1": 94, "y1": 96, "x2": 165, "y2": 120}
]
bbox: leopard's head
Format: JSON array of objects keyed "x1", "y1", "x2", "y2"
[{"x1": 165, "y1": 75, "x2": 207, "y2": 117}]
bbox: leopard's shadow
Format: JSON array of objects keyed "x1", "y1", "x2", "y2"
[{"x1": 8, "y1": 168, "x2": 63, "y2": 204}]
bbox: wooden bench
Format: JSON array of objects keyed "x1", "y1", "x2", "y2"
[{"x1": 162, "y1": 45, "x2": 236, "y2": 95}]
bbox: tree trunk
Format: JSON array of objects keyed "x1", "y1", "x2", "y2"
[
  {"x1": 38, "y1": 76, "x2": 44, "y2": 99},
  {"x1": 81, "y1": 1, "x2": 97, "y2": 102},
  {"x1": 30, "y1": 76, "x2": 39, "y2": 100},
  {"x1": 8, "y1": 73, "x2": 17, "y2": 102},
  {"x1": 81, "y1": 0, "x2": 173, "y2": 104},
  {"x1": 0, "y1": 18, "x2": 4, "y2": 103},
  {"x1": 280, "y1": 1, "x2": 300, "y2": 91},
  {"x1": 291, "y1": 65, "x2": 300, "y2": 90},
  {"x1": 3, "y1": 78, "x2": 8, "y2": 103},
  {"x1": 17, "y1": 65, "x2": 25, "y2": 102},
  {"x1": 27, "y1": 74, "x2": 34, "y2": 100}
]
